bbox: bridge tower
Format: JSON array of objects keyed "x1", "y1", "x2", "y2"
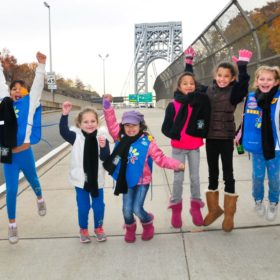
[{"x1": 134, "y1": 21, "x2": 182, "y2": 94}]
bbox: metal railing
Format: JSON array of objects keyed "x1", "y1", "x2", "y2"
[{"x1": 154, "y1": 0, "x2": 280, "y2": 101}]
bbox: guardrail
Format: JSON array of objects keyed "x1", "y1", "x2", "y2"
[{"x1": 154, "y1": 0, "x2": 280, "y2": 100}]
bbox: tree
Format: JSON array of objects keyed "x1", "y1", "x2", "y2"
[
  {"x1": 75, "y1": 78, "x2": 85, "y2": 90},
  {"x1": 0, "y1": 48, "x2": 18, "y2": 81}
]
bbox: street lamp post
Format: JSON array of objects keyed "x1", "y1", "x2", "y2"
[
  {"x1": 98, "y1": 54, "x2": 109, "y2": 95},
  {"x1": 43, "y1": 1, "x2": 55, "y2": 101}
]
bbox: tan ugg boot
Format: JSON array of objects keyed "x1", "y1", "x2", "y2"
[
  {"x1": 204, "y1": 190, "x2": 224, "y2": 226},
  {"x1": 222, "y1": 193, "x2": 238, "y2": 232}
]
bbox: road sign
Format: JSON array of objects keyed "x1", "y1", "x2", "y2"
[
  {"x1": 48, "y1": 84, "x2": 57, "y2": 90},
  {"x1": 47, "y1": 72, "x2": 57, "y2": 90},
  {"x1": 129, "y1": 92, "x2": 152, "y2": 103}
]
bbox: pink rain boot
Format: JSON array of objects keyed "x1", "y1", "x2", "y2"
[
  {"x1": 189, "y1": 198, "x2": 205, "y2": 226},
  {"x1": 141, "y1": 214, "x2": 154, "y2": 241},
  {"x1": 168, "y1": 200, "x2": 182, "y2": 228},
  {"x1": 124, "y1": 222, "x2": 137, "y2": 243}
]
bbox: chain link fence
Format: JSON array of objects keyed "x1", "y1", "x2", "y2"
[{"x1": 154, "y1": 0, "x2": 280, "y2": 101}]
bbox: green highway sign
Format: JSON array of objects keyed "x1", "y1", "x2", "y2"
[{"x1": 129, "y1": 92, "x2": 153, "y2": 103}]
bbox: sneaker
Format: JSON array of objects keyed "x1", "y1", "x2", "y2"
[
  {"x1": 80, "y1": 229, "x2": 91, "y2": 243},
  {"x1": 8, "y1": 226, "x2": 19, "y2": 244},
  {"x1": 254, "y1": 200, "x2": 266, "y2": 217},
  {"x1": 266, "y1": 202, "x2": 278, "y2": 221},
  {"x1": 37, "y1": 199, "x2": 47, "y2": 216},
  {"x1": 94, "y1": 227, "x2": 107, "y2": 242}
]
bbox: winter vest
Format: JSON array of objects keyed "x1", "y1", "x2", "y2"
[
  {"x1": 14, "y1": 94, "x2": 41, "y2": 145},
  {"x1": 69, "y1": 127, "x2": 106, "y2": 189},
  {"x1": 112, "y1": 135, "x2": 152, "y2": 188},
  {"x1": 242, "y1": 91, "x2": 280, "y2": 153},
  {"x1": 207, "y1": 85, "x2": 236, "y2": 139},
  {"x1": 171, "y1": 100, "x2": 203, "y2": 149}
]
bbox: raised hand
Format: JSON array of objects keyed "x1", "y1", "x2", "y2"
[
  {"x1": 184, "y1": 46, "x2": 195, "y2": 65},
  {"x1": 36, "y1": 52, "x2": 47, "y2": 64},
  {"x1": 102, "y1": 93, "x2": 113, "y2": 109},
  {"x1": 62, "y1": 101, "x2": 72, "y2": 115},
  {"x1": 232, "y1": 49, "x2": 253, "y2": 64}
]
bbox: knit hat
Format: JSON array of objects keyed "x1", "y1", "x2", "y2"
[{"x1": 121, "y1": 110, "x2": 144, "y2": 125}]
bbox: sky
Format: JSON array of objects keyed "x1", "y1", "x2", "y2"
[{"x1": 0, "y1": 0, "x2": 230, "y2": 96}]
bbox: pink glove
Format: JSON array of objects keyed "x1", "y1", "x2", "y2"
[
  {"x1": 184, "y1": 46, "x2": 195, "y2": 65},
  {"x1": 232, "y1": 49, "x2": 253, "y2": 63}
]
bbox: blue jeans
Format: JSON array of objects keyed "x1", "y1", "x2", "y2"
[
  {"x1": 252, "y1": 151, "x2": 280, "y2": 203},
  {"x1": 4, "y1": 148, "x2": 42, "y2": 220},
  {"x1": 122, "y1": 184, "x2": 151, "y2": 225},
  {"x1": 75, "y1": 187, "x2": 105, "y2": 229}
]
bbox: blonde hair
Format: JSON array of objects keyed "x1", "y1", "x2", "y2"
[
  {"x1": 254, "y1": 65, "x2": 280, "y2": 88},
  {"x1": 75, "y1": 107, "x2": 99, "y2": 128}
]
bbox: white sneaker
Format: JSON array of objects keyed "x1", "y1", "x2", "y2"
[
  {"x1": 266, "y1": 202, "x2": 278, "y2": 221},
  {"x1": 37, "y1": 199, "x2": 47, "y2": 216},
  {"x1": 8, "y1": 226, "x2": 19, "y2": 244},
  {"x1": 254, "y1": 200, "x2": 266, "y2": 217}
]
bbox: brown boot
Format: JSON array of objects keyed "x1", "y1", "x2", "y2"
[
  {"x1": 204, "y1": 190, "x2": 224, "y2": 226},
  {"x1": 222, "y1": 193, "x2": 238, "y2": 232}
]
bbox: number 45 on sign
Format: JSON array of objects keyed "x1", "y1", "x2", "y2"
[{"x1": 47, "y1": 72, "x2": 57, "y2": 90}]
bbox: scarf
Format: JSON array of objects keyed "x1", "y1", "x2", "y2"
[
  {"x1": 103, "y1": 132, "x2": 142, "y2": 195},
  {"x1": 169, "y1": 90, "x2": 196, "y2": 139},
  {"x1": 83, "y1": 130, "x2": 99, "y2": 197},
  {"x1": 0, "y1": 97, "x2": 17, "y2": 163},
  {"x1": 255, "y1": 86, "x2": 278, "y2": 160}
]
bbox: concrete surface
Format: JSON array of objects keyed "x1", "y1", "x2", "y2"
[{"x1": 0, "y1": 108, "x2": 279, "y2": 280}]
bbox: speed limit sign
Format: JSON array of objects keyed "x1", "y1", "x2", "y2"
[{"x1": 47, "y1": 72, "x2": 56, "y2": 90}]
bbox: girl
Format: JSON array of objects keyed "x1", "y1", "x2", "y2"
[
  {"x1": 185, "y1": 47, "x2": 252, "y2": 232},
  {"x1": 240, "y1": 66, "x2": 280, "y2": 221},
  {"x1": 0, "y1": 52, "x2": 47, "y2": 244},
  {"x1": 102, "y1": 94, "x2": 185, "y2": 243},
  {"x1": 59, "y1": 101, "x2": 110, "y2": 243},
  {"x1": 161, "y1": 50, "x2": 210, "y2": 228}
]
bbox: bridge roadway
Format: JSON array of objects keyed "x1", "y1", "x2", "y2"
[{"x1": 0, "y1": 108, "x2": 279, "y2": 280}]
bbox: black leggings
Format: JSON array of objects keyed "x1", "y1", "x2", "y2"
[{"x1": 206, "y1": 139, "x2": 235, "y2": 193}]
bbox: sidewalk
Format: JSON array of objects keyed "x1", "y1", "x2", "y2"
[{"x1": 0, "y1": 108, "x2": 280, "y2": 280}]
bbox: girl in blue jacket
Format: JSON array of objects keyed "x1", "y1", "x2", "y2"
[
  {"x1": 240, "y1": 65, "x2": 280, "y2": 221},
  {"x1": 0, "y1": 52, "x2": 47, "y2": 244}
]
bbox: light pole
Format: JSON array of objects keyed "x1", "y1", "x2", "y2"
[
  {"x1": 98, "y1": 54, "x2": 109, "y2": 95},
  {"x1": 43, "y1": 1, "x2": 55, "y2": 101}
]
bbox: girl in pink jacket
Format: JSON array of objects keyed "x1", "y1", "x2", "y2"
[{"x1": 103, "y1": 94, "x2": 184, "y2": 243}]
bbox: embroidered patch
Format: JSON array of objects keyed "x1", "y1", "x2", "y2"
[
  {"x1": 0, "y1": 147, "x2": 9, "y2": 156},
  {"x1": 13, "y1": 106, "x2": 20, "y2": 118},
  {"x1": 197, "y1": 119, "x2": 205, "y2": 129},
  {"x1": 113, "y1": 155, "x2": 121, "y2": 165},
  {"x1": 128, "y1": 147, "x2": 139, "y2": 164},
  {"x1": 247, "y1": 100, "x2": 258, "y2": 109},
  {"x1": 255, "y1": 115, "x2": 262, "y2": 129}
]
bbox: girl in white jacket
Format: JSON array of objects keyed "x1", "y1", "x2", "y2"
[{"x1": 59, "y1": 101, "x2": 110, "y2": 243}]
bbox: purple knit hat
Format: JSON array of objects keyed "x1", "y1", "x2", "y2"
[{"x1": 121, "y1": 110, "x2": 144, "y2": 125}]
